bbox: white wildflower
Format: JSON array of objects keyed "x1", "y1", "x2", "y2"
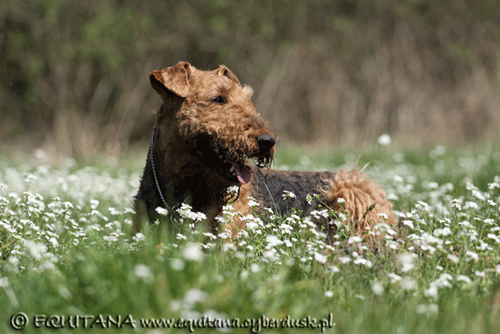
[
  {"x1": 134, "y1": 264, "x2": 154, "y2": 284},
  {"x1": 400, "y1": 277, "x2": 417, "y2": 290},
  {"x1": 310, "y1": 209, "x2": 330, "y2": 220},
  {"x1": 339, "y1": 256, "x2": 351, "y2": 264},
  {"x1": 170, "y1": 259, "x2": 185, "y2": 271},
  {"x1": 388, "y1": 273, "x2": 402, "y2": 283},
  {"x1": 425, "y1": 182, "x2": 439, "y2": 189},
  {"x1": 433, "y1": 227, "x2": 452, "y2": 237},
  {"x1": 266, "y1": 235, "x2": 283, "y2": 248},
  {"x1": 471, "y1": 190, "x2": 486, "y2": 201},
  {"x1": 184, "y1": 288, "x2": 207, "y2": 305},
  {"x1": 377, "y1": 213, "x2": 389, "y2": 220},
  {"x1": 250, "y1": 263, "x2": 261, "y2": 273},
  {"x1": 48, "y1": 237, "x2": 59, "y2": 248},
  {"x1": 0, "y1": 277, "x2": 9, "y2": 288},
  {"x1": 177, "y1": 204, "x2": 207, "y2": 221},
  {"x1": 465, "y1": 250, "x2": 479, "y2": 262},
  {"x1": 222, "y1": 243, "x2": 236, "y2": 252},
  {"x1": 424, "y1": 285, "x2": 438, "y2": 299},
  {"x1": 170, "y1": 299, "x2": 181, "y2": 312},
  {"x1": 354, "y1": 258, "x2": 373, "y2": 268},
  {"x1": 451, "y1": 199, "x2": 462, "y2": 211},
  {"x1": 402, "y1": 220, "x2": 414, "y2": 229},
  {"x1": 488, "y1": 182, "x2": 500, "y2": 190},
  {"x1": 155, "y1": 207, "x2": 169, "y2": 216},
  {"x1": 487, "y1": 234, "x2": 500, "y2": 243},
  {"x1": 90, "y1": 199, "x2": 99, "y2": 209},
  {"x1": 377, "y1": 134, "x2": 391, "y2": 146},
  {"x1": 280, "y1": 223, "x2": 293, "y2": 234},
  {"x1": 314, "y1": 252, "x2": 327, "y2": 264},
  {"x1": 387, "y1": 193, "x2": 399, "y2": 201},
  {"x1": 372, "y1": 281, "x2": 384, "y2": 296},
  {"x1": 427, "y1": 304, "x2": 439, "y2": 314},
  {"x1": 429, "y1": 145, "x2": 446, "y2": 159},
  {"x1": 248, "y1": 198, "x2": 260, "y2": 207},
  {"x1": 226, "y1": 185, "x2": 239, "y2": 194},
  {"x1": 459, "y1": 220, "x2": 471, "y2": 228},
  {"x1": 456, "y1": 275, "x2": 471, "y2": 284},
  {"x1": 34, "y1": 148, "x2": 48, "y2": 160},
  {"x1": 464, "y1": 201, "x2": 479, "y2": 210},
  {"x1": 282, "y1": 190, "x2": 296, "y2": 200},
  {"x1": 263, "y1": 249, "x2": 278, "y2": 261},
  {"x1": 329, "y1": 265, "x2": 340, "y2": 273},
  {"x1": 430, "y1": 273, "x2": 453, "y2": 289},
  {"x1": 475, "y1": 271, "x2": 486, "y2": 278},
  {"x1": 306, "y1": 194, "x2": 317, "y2": 205},
  {"x1": 203, "y1": 232, "x2": 217, "y2": 240},
  {"x1": 176, "y1": 233, "x2": 187, "y2": 240},
  {"x1": 25, "y1": 173, "x2": 37, "y2": 183},
  {"x1": 182, "y1": 244, "x2": 205, "y2": 262},
  {"x1": 132, "y1": 233, "x2": 145, "y2": 243},
  {"x1": 415, "y1": 201, "x2": 430, "y2": 211},
  {"x1": 417, "y1": 304, "x2": 439, "y2": 315},
  {"x1": 393, "y1": 175, "x2": 404, "y2": 183},
  {"x1": 25, "y1": 241, "x2": 47, "y2": 260},
  {"x1": 398, "y1": 253, "x2": 416, "y2": 273},
  {"x1": 324, "y1": 290, "x2": 334, "y2": 298},
  {"x1": 348, "y1": 236, "x2": 362, "y2": 244}
]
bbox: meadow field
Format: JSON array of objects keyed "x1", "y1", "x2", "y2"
[{"x1": 1, "y1": 144, "x2": 500, "y2": 333}]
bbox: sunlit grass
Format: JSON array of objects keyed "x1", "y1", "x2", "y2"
[{"x1": 1, "y1": 146, "x2": 500, "y2": 333}]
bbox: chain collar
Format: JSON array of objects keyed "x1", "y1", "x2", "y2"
[{"x1": 149, "y1": 125, "x2": 170, "y2": 210}]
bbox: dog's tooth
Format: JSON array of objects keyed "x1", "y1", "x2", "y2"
[
  {"x1": 229, "y1": 166, "x2": 235, "y2": 173},
  {"x1": 218, "y1": 155, "x2": 223, "y2": 160},
  {"x1": 214, "y1": 147, "x2": 219, "y2": 153}
]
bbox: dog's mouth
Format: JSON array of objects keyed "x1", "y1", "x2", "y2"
[
  {"x1": 194, "y1": 136, "x2": 272, "y2": 185},
  {"x1": 230, "y1": 160, "x2": 253, "y2": 184}
]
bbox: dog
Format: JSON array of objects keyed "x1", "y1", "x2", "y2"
[{"x1": 133, "y1": 61, "x2": 395, "y2": 241}]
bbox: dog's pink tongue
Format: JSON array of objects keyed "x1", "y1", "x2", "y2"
[{"x1": 234, "y1": 164, "x2": 252, "y2": 184}]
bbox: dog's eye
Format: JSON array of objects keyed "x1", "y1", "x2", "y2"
[{"x1": 213, "y1": 96, "x2": 226, "y2": 104}]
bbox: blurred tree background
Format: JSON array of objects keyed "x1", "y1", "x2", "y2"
[{"x1": 1, "y1": 0, "x2": 500, "y2": 160}]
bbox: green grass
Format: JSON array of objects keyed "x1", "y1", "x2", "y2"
[{"x1": 1, "y1": 145, "x2": 500, "y2": 333}]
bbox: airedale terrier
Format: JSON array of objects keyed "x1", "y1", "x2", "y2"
[{"x1": 134, "y1": 61, "x2": 395, "y2": 240}]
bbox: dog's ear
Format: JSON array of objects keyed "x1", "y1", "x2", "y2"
[
  {"x1": 215, "y1": 65, "x2": 241, "y2": 87},
  {"x1": 150, "y1": 61, "x2": 192, "y2": 99}
]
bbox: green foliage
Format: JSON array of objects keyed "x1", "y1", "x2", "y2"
[{"x1": 1, "y1": 146, "x2": 500, "y2": 333}]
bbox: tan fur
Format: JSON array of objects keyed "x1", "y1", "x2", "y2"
[
  {"x1": 135, "y1": 61, "x2": 396, "y2": 243},
  {"x1": 323, "y1": 168, "x2": 395, "y2": 239}
]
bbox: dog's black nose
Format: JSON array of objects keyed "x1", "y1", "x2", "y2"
[{"x1": 257, "y1": 135, "x2": 276, "y2": 152}]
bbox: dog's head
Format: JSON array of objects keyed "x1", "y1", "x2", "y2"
[{"x1": 150, "y1": 61, "x2": 276, "y2": 185}]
